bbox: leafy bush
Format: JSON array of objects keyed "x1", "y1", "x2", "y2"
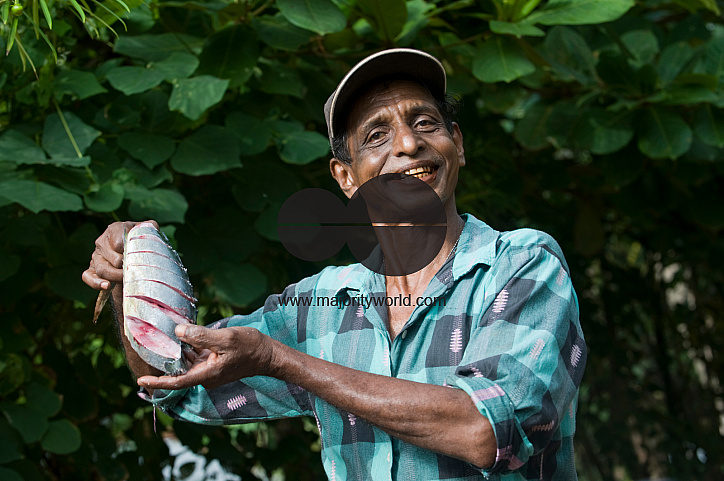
[{"x1": 1, "y1": 0, "x2": 722, "y2": 479}]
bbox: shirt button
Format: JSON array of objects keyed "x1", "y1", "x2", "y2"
[{"x1": 401, "y1": 330, "x2": 407, "y2": 339}]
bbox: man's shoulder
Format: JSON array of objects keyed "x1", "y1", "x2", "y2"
[{"x1": 292, "y1": 263, "x2": 368, "y2": 295}]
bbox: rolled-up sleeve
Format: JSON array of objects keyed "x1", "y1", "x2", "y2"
[{"x1": 446, "y1": 234, "x2": 586, "y2": 476}]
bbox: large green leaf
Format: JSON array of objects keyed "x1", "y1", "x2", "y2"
[
  {"x1": 693, "y1": 37, "x2": 724, "y2": 82},
  {"x1": 357, "y1": 0, "x2": 407, "y2": 42},
  {"x1": 0, "y1": 179, "x2": 83, "y2": 213},
  {"x1": 45, "y1": 265, "x2": 97, "y2": 303},
  {"x1": 84, "y1": 182, "x2": 125, "y2": 212},
  {"x1": 197, "y1": 26, "x2": 258, "y2": 88},
  {"x1": 127, "y1": 186, "x2": 188, "y2": 223},
  {"x1": 211, "y1": 262, "x2": 267, "y2": 307},
  {"x1": 472, "y1": 37, "x2": 535, "y2": 83},
  {"x1": 118, "y1": 132, "x2": 176, "y2": 168},
  {"x1": 0, "y1": 403, "x2": 49, "y2": 443},
  {"x1": 53, "y1": 69, "x2": 107, "y2": 100},
  {"x1": 225, "y1": 112, "x2": 271, "y2": 156},
  {"x1": 514, "y1": 103, "x2": 555, "y2": 150},
  {"x1": 637, "y1": 107, "x2": 692, "y2": 160},
  {"x1": 152, "y1": 52, "x2": 200, "y2": 81},
  {"x1": 168, "y1": 76, "x2": 230, "y2": 121},
  {"x1": 0, "y1": 468, "x2": 22, "y2": 481},
  {"x1": 489, "y1": 20, "x2": 544, "y2": 38},
  {"x1": 258, "y1": 61, "x2": 304, "y2": 98},
  {"x1": 171, "y1": 125, "x2": 241, "y2": 175},
  {"x1": 113, "y1": 33, "x2": 204, "y2": 62},
  {"x1": 277, "y1": 0, "x2": 346, "y2": 35},
  {"x1": 252, "y1": 14, "x2": 312, "y2": 51},
  {"x1": 575, "y1": 108, "x2": 634, "y2": 155},
  {"x1": 41, "y1": 419, "x2": 81, "y2": 455},
  {"x1": 695, "y1": 105, "x2": 724, "y2": 148},
  {"x1": 277, "y1": 130, "x2": 330, "y2": 165},
  {"x1": 657, "y1": 41, "x2": 695, "y2": 85},
  {"x1": 621, "y1": 30, "x2": 659, "y2": 69},
  {"x1": 0, "y1": 420, "x2": 23, "y2": 464},
  {"x1": 0, "y1": 130, "x2": 47, "y2": 164},
  {"x1": 42, "y1": 111, "x2": 101, "y2": 159},
  {"x1": 524, "y1": 0, "x2": 634, "y2": 26},
  {"x1": 26, "y1": 382, "x2": 62, "y2": 418},
  {"x1": 543, "y1": 26, "x2": 596, "y2": 85},
  {"x1": 106, "y1": 66, "x2": 166, "y2": 95}
]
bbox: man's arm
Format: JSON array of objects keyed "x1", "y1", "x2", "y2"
[{"x1": 137, "y1": 324, "x2": 497, "y2": 468}]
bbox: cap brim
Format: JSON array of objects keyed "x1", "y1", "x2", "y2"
[{"x1": 325, "y1": 48, "x2": 446, "y2": 147}]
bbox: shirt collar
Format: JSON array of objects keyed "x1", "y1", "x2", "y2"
[{"x1": 332, "y1": 213, "x2": 499, "y2": 297}]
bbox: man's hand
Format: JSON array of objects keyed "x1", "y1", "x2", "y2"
[
  {"x1": 137, "y1": 325, "x2": 275, "y2": 391},
  {"x1": 82, "y1": 220, "x2": 159, "y2": 291}
]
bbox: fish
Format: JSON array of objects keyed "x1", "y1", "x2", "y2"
[{"x1": 93, "y1": 222, "x2": 197, "y2": 375}]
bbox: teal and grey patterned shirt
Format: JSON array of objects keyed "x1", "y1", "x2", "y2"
[{"x1": 145, "y1": 214, "x2": 586, "y2": 480}]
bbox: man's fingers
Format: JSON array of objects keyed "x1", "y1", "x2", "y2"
[{"x1": 137, "y1": 359, "x2": 218, "y2": 390}]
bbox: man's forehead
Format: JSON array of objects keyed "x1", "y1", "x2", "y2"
[{"x1": 348, "y1": 79, "x2": 439, "y2": 126}]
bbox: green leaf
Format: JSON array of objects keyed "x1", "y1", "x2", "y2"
[
  {"x1": 252, "y1": 14, "x2": 312, "y2": 51},
  {"x1": 113, "y1": 33, "x2": 204, "y2": 62},
  {"x1": 489, "y1": 20, "x2": 544, "y2": 38},
  {"x1": 54, "y1": 69, "x2": 107, "y2": 100},
  {"x1": 211, "y1": 262, "x2": 267, "y2": 307},
  {"x1": 621, "y1": 30, "x2": 659, "y2": 69},
  {"x1": 575, "y1": 108, "x2": 634, "y2": 155},
  {"x1": 84, "y1": 182, "x2": 125, "y2": 212},
  {"x1": 0, "y1": 403, "x2": 49, "y2": 443},
  {"x1": 197, "y1": 26, "x2": 258, "y2": 88},
  {"x1": 0, "y1": 130, "x2": 47, "y2": 164},
  {"x1": 168, "y1": 76, "x2": 230, "y2": 121},
  {"x1": 0, "y1": 420, "x2": 23, "y2": 464},
  {"x1": 127, "y1": 187, "x2": 188, "y2": 223},
  {"x1": 152, "y1": 52, "x2": 199, "y2": 81},
  {"x1": 277, "y1": 130, "x2": 330, "y2": 165},
  {"x1": 254, "y1": 203, "x2": 281, "y2": 241},
  {"x1": 41, "y1": 419, "x2": 81, "y2": 455},
  {"x1": 637, "y1": 107, "x2": 692, "y2": 160},
  {"x1": 258, "y1": 61, "x2": 304, "y2": 98},
  {"x1": 26, "y1": 382, "x2": 62, "y2": 418},
  {"x1": 118, "y1": 132, "x2": 176, "y2": 168},
  {"x1": 277, "y1": 0, "x2": 346, "y2": 35},
  {"x1": 122, "y1": 158, "x2": 173, "y2": 188},
  {"x1": 657, "y1": 41, "x2": 695, "y2": 85},
  {"x1": 0, "y1": 179, "x2": 83, "y2": 213},
  {"x1": 472, "y1": 37, "x2": 535, "y2": 83},
  {"x1": 225, "y1": 112, "x2": 271, "y2": 156},
  {"x1": 525, "y1": 0, "x2": 634, "y2": 26},
  {"x1": 42, "y1": 111, "x2": 101, "y2": 159},
  {"x1": 0, "y1": 468, "x2": 22, "y2": 481},
  {"x1": 514, "y1": 103, "x2": 555, "y2": 150},
  {"x1": 357, "y1": 0, "x2": 407, "y2": 42},
  {"x1": 106, "y1": 66, "x2": 166, "y2": 95},
  {"x1": 542, "y1": 26, "x2": 596, "y2": 85},
  {"x1": 693, "y1": 37, "x2": 724, "y2": 83},
  {"x1": 171, "y1": 126, "x2": 241, "y2": 175},
  {"x1": 695, "y1": 105, "x2": 724, "y2": 148}
]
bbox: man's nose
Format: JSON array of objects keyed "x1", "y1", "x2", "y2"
[{"x1": 392, "y1": 124, "x2": 423, "y2": 157}]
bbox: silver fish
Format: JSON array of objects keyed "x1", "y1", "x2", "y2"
[{"x1": 122, "y1": 223, "x2": 197, "y2": 375}]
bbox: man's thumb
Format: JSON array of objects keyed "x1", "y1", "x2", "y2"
[{"x1": 175, "y1": 324, "x2": 217, "y2": 349}]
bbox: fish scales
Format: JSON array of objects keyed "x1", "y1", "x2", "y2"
[{"x1": 122, "y1": 222, "x2": 197, "y2": 375}]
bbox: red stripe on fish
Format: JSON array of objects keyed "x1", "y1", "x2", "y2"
[
  {"x1": 127, "y1": 295, "x2": 194, "y2": 324},
  {"x1": 125, "y1": 316, "x2": 180, "y2": 359}
]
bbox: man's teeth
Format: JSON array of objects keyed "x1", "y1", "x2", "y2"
[{"x1": 403, "y1": 166, "x2": 434, "y2": 178}]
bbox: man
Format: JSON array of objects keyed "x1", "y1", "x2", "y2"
[{"x1": 83, "y1": 48, "x2": 586, "y2": 480}]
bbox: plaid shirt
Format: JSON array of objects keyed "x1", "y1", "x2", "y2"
[{"x1": 146, "y1": 214, "x2": 586, "y2": 480}]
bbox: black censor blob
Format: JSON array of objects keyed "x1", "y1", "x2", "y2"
[{"x1": 277, "y1": 174, "x2": 447, "y2": 276}]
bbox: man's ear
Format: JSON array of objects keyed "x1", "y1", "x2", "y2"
[
  {"x1": 452, "y1": 122, "x2": 466, "y2": 167},
  {"x1": 330, "y1": 158, "x2": 358, "y2": 199}
]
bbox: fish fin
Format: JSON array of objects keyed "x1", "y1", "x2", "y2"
[{"x1": 93, "y1": 283, "x2": 115, "y2": 324}]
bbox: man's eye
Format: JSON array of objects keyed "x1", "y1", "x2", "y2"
[
  {"x1": 416, "y1": 119, "x2": 437, "y2": 130},
  {"x1": 369, "y1": 131, "x2": 385, "y2": 142}
]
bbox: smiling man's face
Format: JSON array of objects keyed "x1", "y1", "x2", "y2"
[{"x1": 330, "y1": 79, "x2": 465, "y2": 212}]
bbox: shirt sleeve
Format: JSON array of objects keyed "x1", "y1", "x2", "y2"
[
  {"x1": 140, "y1": 283, "x2": 314, "y2": 425},
  {"x1": 445, "y1": 232, "x2": 586, "y2": 476}
]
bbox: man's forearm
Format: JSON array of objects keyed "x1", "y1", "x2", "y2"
[{"x1": 267, "y1": 338, "x2": 496, "y2": 468}]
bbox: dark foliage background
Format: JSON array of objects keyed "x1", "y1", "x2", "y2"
[{"x1": 1, "y1": 0, "x2": 722, "y2": 479}]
